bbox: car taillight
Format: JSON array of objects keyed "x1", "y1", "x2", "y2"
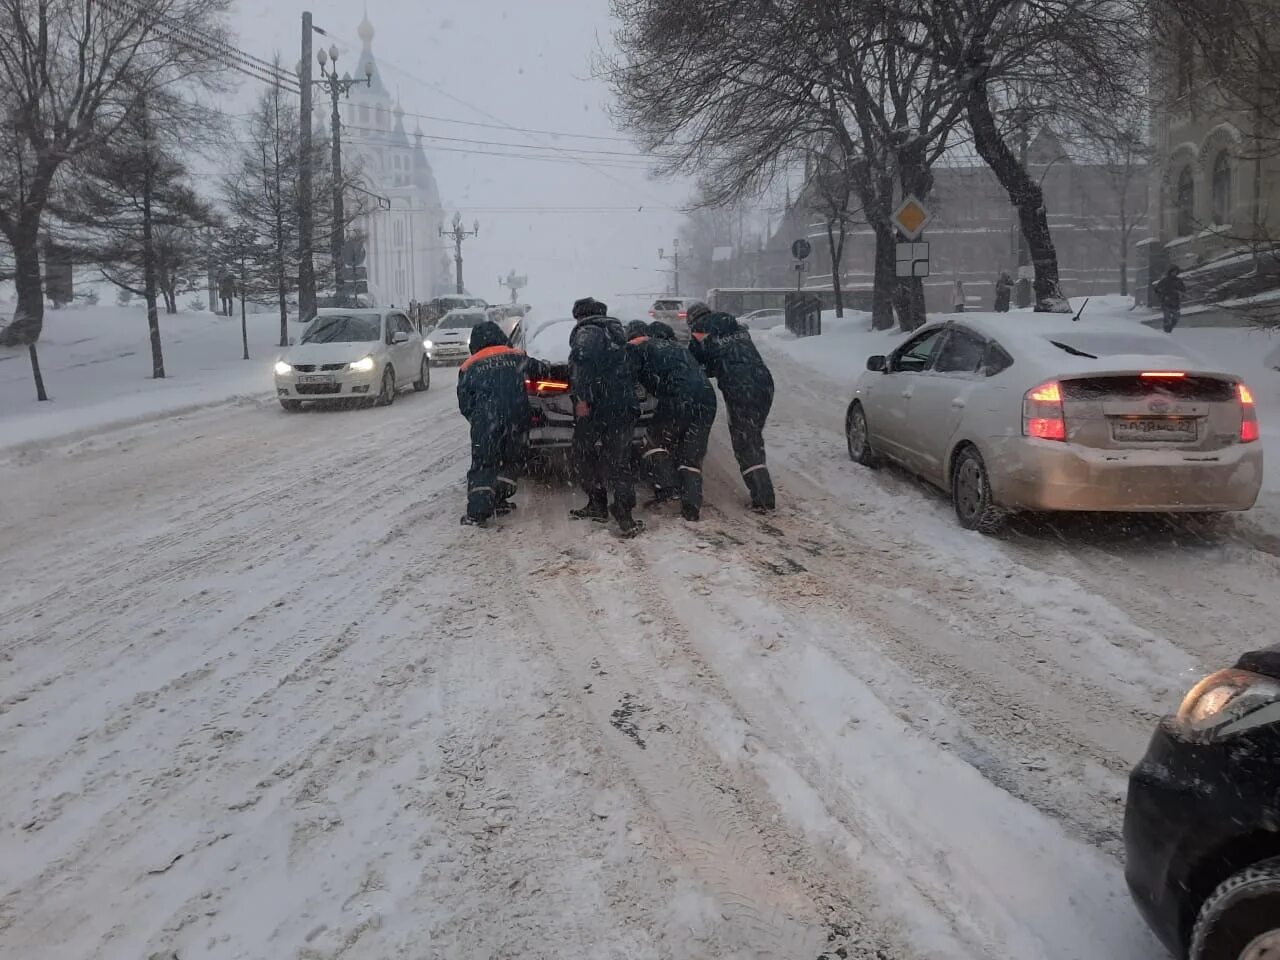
[
  {"x1": 526, "y1": 378, "x2": 570, "y2": 396},
  {"x1": 1140, "y1": 371, "x2": 1187, "y2": 379},
  {"x1": 678, "y1": 311, "x2": 687, "y2": 319},
  {"x1": 1239, "y1": 381, "x2": 1260, "y2": 442},
  {"x1": 1023, "y1": 380, "x2": 1066, "y2": 441},
  {"x1": 648, "y1": 310, "x2": 655, "y2": 317}
]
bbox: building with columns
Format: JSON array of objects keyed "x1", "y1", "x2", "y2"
[{"x1": 318, "y1": 14, "x2": 448, "y2": 306}]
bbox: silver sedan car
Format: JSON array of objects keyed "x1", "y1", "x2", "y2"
[{"x1": 845, "y1": 315, "x2": 1263, "y2": 532}]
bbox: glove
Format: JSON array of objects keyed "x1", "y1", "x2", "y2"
[{"x1": 575, "y1": 400, "x2": 590, "y2": 418}]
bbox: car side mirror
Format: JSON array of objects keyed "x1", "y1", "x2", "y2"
[
  {"x1": 392, "y1": 331, "x2": 410, "y2": 344},
  {"x1": 867, "y1": 355, "x2": 887, "y2": 372}
]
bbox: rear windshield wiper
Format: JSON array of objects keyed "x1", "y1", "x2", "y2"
[{"x1": 1048, "y1": 340, "x2": 1098, "y2": 359}]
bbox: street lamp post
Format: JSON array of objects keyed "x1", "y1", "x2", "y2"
[
  {"x1": 440, "y1": 213, "x2": 479, "y2": 295},
  {"x1": 313, "y1": 43, "x2": 372, "y2": 307}
]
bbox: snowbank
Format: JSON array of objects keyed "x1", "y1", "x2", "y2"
[{"x1": 0, "y1": 303, "x2": 290, "y2": 451}]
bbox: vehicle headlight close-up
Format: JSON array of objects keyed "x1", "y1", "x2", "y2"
[
  {"x1": 1176, "y1": 668, "x2": 1280, "y2": 735},
  {"x1": 273, "y1": 361, "x2": 292, "y2": 376},
  {"x1": 349, "y1": 356, "x2": 376, "y2": 373},
  {"x1": 423, "y1": 340, "x2": 434, "y2": 349}
]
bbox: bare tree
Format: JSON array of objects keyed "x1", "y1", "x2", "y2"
[
  {"x1": 0, "y1": 0, "x2": 233, "y2": 382},
  {"x1": 806, "y1": 148, "x2": 859, "y2": 319}
]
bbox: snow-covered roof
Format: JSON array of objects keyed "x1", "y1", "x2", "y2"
[{"x1": 952, "y1": 313, "x2": 1229, "y2": 378}]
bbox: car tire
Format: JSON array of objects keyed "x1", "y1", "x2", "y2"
[
  {"x1": 951, "y1": 445, "x2": 1006, "y2": 534},
  {"x1": 846, "y1": 402, "x2": 880, "y2": 467},
  {"x1": 279, "y1": 399, "x2": 303, "y2": 413},
  {"x1": 413, "y1": 357, "x2": 430, "y2": 392},
  {"x1": 1191, "y1": 857, "x2": 1280, "y2": 960},
  {"x1": 376, "y1": 367, "x2": 396, "y2": 407}
]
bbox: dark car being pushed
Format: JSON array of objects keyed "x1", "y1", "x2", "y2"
[
  {"x1": 509, "y1": 315, "x2": 656, "y2": 472},
  {"x1": 1125, "y1": 644, "x2": 1280, "y2": 960}
]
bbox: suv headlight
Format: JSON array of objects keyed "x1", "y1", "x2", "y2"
[
  {"x1": 274, "y1": 361, "x2": 292, "y2": 375},
  {"x1": 423, "y1": 339, "x2": 434, "y2": 349},
  {"x1": 1176, "y1": 668, "x2": 1280, "y2": 736},
  {"x1": 349, "y1": 356, "x2": 376, "y2": 373}
]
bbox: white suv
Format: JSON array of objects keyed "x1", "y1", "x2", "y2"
[{"x1": 274, "y1": 308, "x2": 430, "y2": 410}]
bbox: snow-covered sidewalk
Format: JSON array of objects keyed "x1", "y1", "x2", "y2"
[{"x1": 0, "y1": 303, "x2": 288, "y2": 451}]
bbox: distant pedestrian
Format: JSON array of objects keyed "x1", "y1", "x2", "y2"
[
  {"x1": 1153, "y1": 266, "x2": 1187, "y2": 333},
  {"x1": 218, "y1": 272, "x2": 235, "y2": 317},
  {"x1": 993, "y1": 271, "x2": 1013, "y2": 313},
  {"x1": 953, "y1": 279, "x2": 966, "y2": 313}
]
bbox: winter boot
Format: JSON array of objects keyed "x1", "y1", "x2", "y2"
[
  {"x1": 495, "y1": 500, "x2": 517, "y2": 516},
  {"x1": 570, "y1": 498, "x2": 609, "y2": 523},
  {"x1": 460, "y1": 513, "x2": 489, "y2": 527},
  {"x1": 744, "y1": 467, "x2": 776, "y2": 512},
  {"x1": 681, "y1": 504, "x2": 700, "y2": 522}
]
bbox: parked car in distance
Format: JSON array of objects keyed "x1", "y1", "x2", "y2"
[
  {"x1": 426, "y1": 308, "x2": 491, "y2": 365},
  {"x1": 510, "y1": 316, "x2": 656, "y2": 471},
  {"x1": 845, "y1": 315, "x2": 1263, "y2": 532},
  {"x1": 648, "y1": 298, "x2": 695, "y2": 343},
  {"x1": 1125, "y1": 644, "x2": 1280, "y2": 960},
  {"x1": 274, "y1": 308, "x2": 428, "y2": 411},
  {"x1": 740, "y1": 308, "x2": 786, "y2": 330}
]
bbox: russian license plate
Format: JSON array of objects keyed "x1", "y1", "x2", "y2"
[
  {"x1": 1112, "y1": 417, "x2": 1197, "y2": 443},
  {"x1": 298, "y1": 374, "x2": 336, "y2": 385}
]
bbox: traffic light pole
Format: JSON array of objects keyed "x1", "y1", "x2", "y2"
[{"x1": 298, "y1": 12, "x2": 316, "y2": 324}]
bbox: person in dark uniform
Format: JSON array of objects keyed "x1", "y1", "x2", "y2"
[
  {"x1": 626, "y1": 319, "x2": 717, "y2": 521},
  {"x1": 687, "y1": 302, "x2": 776, "y2": 512},
  {"x1": 993, "y1": 271, "x2": 1013, "y2": 313},
  {"x1": 456, "y1": 320, "x2": 537, "y2": 526},
  {"x1": 1153, "y1": 265, "x2": 1187, "y2": 333},
  {"x1": 567, "y1": 297, "x2": 643, "y2": 537},
  {"x1": 218, "y1": 272, "x2": 236, "y2": 317}
]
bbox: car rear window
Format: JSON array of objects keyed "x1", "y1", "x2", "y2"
[
  {"x1": 652, "y1": 300, "x2": 680, "y2": 312},
  {"x1": 527, "y1": 320, "x2": 576, "y2": 361},
  {"x1": 1041, "y1": 333, "x2": 1196, "y2": 359},
  {"x1": 1062, "y1": 375, "x2": 1235, "y2": 402}
]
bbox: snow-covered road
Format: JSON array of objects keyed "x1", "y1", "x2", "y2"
[{"x1": 3, "y1": 344, "x2": 1273, "y2": 959}]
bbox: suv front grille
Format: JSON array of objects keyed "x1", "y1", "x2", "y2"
[{"x1": 292, "y1": 364, "x2": 316, "y2": 373}]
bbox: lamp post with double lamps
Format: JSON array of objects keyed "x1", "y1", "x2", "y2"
[{"x1": 314, "y1": 43, "x2": 372, "y2": 306}]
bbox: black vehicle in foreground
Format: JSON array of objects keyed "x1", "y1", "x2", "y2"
[{"x1": 1125, "y1": 645, "x2": 1280, "y2": 960}]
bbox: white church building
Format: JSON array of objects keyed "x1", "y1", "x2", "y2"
[{"x1": 319, "y1": 15, "x2": 449, "y2": 305}]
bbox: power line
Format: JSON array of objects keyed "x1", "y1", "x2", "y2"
[{"x1": 343, "y1": 124, "x2": 653, "y2": 160}]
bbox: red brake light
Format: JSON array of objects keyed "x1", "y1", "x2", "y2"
[
  {"x1": 1024, "y1": 380, "x2": 1066, "y2": 441},
  {"x1": 1141, "y1": 371, "x2": 1187, "y2": 379},
  {"x1": 678, "y1": 311, "x2": 687, "y2": 319},
  {"x1": 526, "y1": 378, "x2": 570, "y2": 396},
  {"x1": 1239, "y1": 381, "x2": 1259, "y2": 442},
  {"x1": 648, "y1": 310, "x2": 655, "y2": 317}
]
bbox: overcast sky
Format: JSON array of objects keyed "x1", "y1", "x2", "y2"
[{"x1": 230, "y1": 0, "x2": 690, "y2": 317}]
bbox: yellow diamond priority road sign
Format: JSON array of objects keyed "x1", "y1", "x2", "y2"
[{"x1": 891, "y1": 196, "x2": 932, "y2": 241}]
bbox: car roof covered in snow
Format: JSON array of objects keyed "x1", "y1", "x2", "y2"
[{"x1": 952, "y1": 314, "x2": 1236, "y2": 379}]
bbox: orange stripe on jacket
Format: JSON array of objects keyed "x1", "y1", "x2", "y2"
[
  {"x1": 628, "y1": 336, "x2": 649, "y2": 344},
  {"x1": 459, "y1": 345, "x2": 524, "y2": 372}
]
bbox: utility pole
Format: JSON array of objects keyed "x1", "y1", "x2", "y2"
[
  {"x1": 659, "y1": 239, "x2": 680, "y2": 296},
  {"x1": 498, "y1": 269, "x2": 526, "y2": 304},
  {"x1": 310, "y1": 40, "x2": 372, "y2": 307},
  {"x1": 440, "y1": 213, "x2": 479, "y2": 295},
  {"x1": 297, "y1": 12, "x2": 316, "y2": 324}
]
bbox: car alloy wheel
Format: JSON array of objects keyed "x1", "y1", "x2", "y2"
[
  {"x1": 846, "y1": 403, "x2": 879, "y2": 467},
  {"x1": 377, "y1": 367, "x2": 396, "y2": 406},
  {"x1": 951, "y1": 446, "x2": 1005, "y2": 534}
]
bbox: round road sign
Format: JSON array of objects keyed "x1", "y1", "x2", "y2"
[{"x1": 791, "y1": 238, "x2": 812, "y2": 260}]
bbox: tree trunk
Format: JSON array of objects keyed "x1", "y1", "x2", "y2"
[
  {"x1": 965, "y1": 76, "x2": 1070, "y2": 313},
  {"x1": 826, "y1": 218, "x2": 845, "y2": 318},
  {"x1": 871, "y1": 221, "x2": 897, "y2": 330},
  {"x1": 1119, "y1": 254, "x2": 1129, "y2": 297},
  {"x1": 141, "y1": 111, "x2": 166, "y2": 379},
  {"x1": 1, "y1": 220, "x2": 46, "y2": 346},
  {"x1": 240, "y1": 258, "x2": 250, "y2": 361}
]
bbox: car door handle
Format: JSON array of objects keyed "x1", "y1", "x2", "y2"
[{"x1": 952, "y1": 399, "x2": 966, "y2": 409}]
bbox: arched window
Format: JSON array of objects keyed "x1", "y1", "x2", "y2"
[
  {"x1": 1211, "y1": 152, "x2": 1232, "y2": 225},
  {"x1": 1176, "y1": 165, "x2": 1196, "y2": 237}
]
